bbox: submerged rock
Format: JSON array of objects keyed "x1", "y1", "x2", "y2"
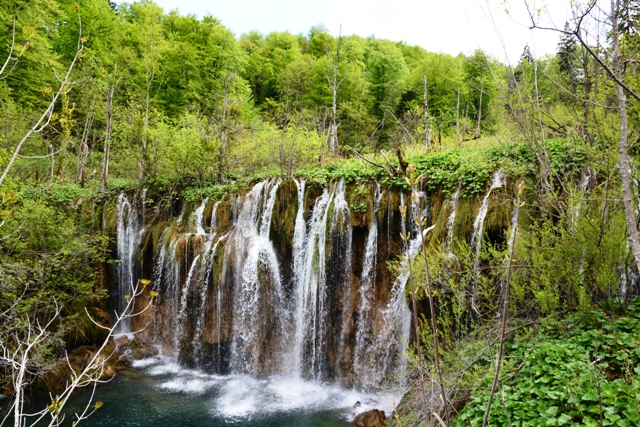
[{"x1": 353, "y1": 408, "x2": 386, "y2": 427}]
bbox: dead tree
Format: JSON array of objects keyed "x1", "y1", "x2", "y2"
[
  {"x1": 526, "y1": 0, "x2": 640, "y2": 274},
  {"x1": 423, "y1": 75, "x2": 431, "y2": 149},
  {"x1": 102, "y1": 68, "x2": 121, "y2": 192},
  {"x1": 323, "y1": 28, "x2": 348, "y2": 158},
  {"x1": 0, "y1": 17, "x2": 86, "y2": 187}
]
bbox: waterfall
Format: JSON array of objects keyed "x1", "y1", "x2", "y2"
[
  {"x1": 124, "y1": 178, "x2": 425, "y2": 392},
  {"x1": 293, "y1": 186, "x2": 332, "y2": 377},
  {"x1": 290, "y1": 178, "x2": 308, "y2": 375},
  {"x1": 194, "y1": 199, "x2": 208, "y2": 235},
  {"x1": 470, "y1": 170, "x2": 505, "y2": 311},
  {"x1": 175, "y1": 254, "x2": 200, "y2": 351},
  {"x1": 226, "y1": 179, "x2": 284, "y2": 374},
  {"x1": 353, "y1": 183, "x2": 383, "y2": 385},
  {"x1": 376, "y1": 191, "x2": 424, "y2": 388},
  {"x1": 471, "y1": 170, "x2": 505, "y2": 261},
  {"x1": 445, "y1": 183, "x2": 461, "y2": 252},
  {"x1": 115, "y1": 191, "x2": 144, "y2": 333},
  {"x1": 289, "y1": 179, "x2": 354, "y2": 380}
]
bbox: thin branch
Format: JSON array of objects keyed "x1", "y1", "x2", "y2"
[
  {"x1": 347, "y1": 147, "x2": 395, "y2": 178},
  {"x1": 482, "y1": 182, "x2": 523, "y2": 427},
  {"x1": 0, "y1": 14, "x2": 85, "y2": 186},
  {"x1": 526, "y1": 4, "x2": 640, "y2": 103}
]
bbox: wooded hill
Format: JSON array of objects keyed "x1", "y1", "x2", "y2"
[{"x1": 2, "y1": 0, "x2": 625, "y2": 186}]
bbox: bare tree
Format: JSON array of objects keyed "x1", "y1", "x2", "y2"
[
  {"x1": 0, "y1": 16, "x2": 86, "y2": 187},
  {"x1": 0, "y1": 280, "x2": 155, "y2": 427},
  {"x1": 526, "y1": 0, "x2": 640, "y2": 273},
  {"x1": 102, "y1": 68, "x2": 122, "y2": 192},
  {"x1": 323, "y1": 28, "x2": 348, "y2": 158},
  {"x1": 0, "y1": 18, "x2": 28, "y2": 81},
  {"x1": 423, "y1": 76, "x2": 431, "y2": 148},
  {"x1": 78, "y1": 97, "x2": 95, "y2": 187}
]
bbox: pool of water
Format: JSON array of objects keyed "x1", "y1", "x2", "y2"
[{"x1": 35, "y1": 356, "x2": 401, "y2": 427}]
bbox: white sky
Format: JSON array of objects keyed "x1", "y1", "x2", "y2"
[{"x1": 143, "y1": 0, "x2": 574, "y2": 64}]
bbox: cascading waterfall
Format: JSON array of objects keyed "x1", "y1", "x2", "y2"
[
  {"x1": 226, "y1": 179, "x2": 284, "y2": 373},
  {"x1": 353, "y1": 183, "x2": 383, "y2": 384},
  {"x1": 194, "y1": 198, "x2": 208, "y2": 235},
  {"x1": 325, "y1": 180, "x2": 353, "y2": 379},
  {"x1": 445, "y1": 183, "x2": 461, "y2": 252},
  {"x1": 376, "y1": 192, "x2": 423, "y2": 388},
  {"x1": 290, "y1": 178, "x2": 309, "y2": 375},
  {"x1": 191, "y1": 201, "x2": 222, "y2": 364},
  {"x1": 119, "y1": 178, "x2": 424, "y2": 392},
  {"x1": 470, "y1": 170, "x2": 505, "y2": 310},
  {"x1": 175, "y1": 254, "x2": 200, "y2": 351},
  {"x1": 115, "y1": 191, "x2": 144, "y2": 333},
  {"x1": 293, "y1": 180, "x2": 351, "y2": 379},
  {"x1": 470, "y1": 170, "x2": 505, "y2": 262}
]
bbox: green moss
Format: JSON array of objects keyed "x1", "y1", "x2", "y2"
[
  {"x1": 211, "y1": 238, "x2": 226, "y2": 291},
  {"x1": 270, "y1": 179, "x2": 299, "y2": 250}
]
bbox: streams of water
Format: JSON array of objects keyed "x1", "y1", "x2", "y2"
[
  {"x1": 115, "y1": 191, "x2": 145, "y2": 333},
  {"x1": 110, "y1": 178, "x2": 532, "y2": 424}
]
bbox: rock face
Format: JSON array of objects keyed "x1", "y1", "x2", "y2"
[
  {"x1": 353, "y1": 409, "x2": 387, "y2": 427},
  {"x1": 114, "y1": 335, "x2": 159, "y2": 365},
  {"x1": 112, "y1": 178, "x2": 510, "y2": 390}
]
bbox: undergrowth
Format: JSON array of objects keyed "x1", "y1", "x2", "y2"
[{"x1": 456, "y1": 299, "x2": 640, "y2": 427}]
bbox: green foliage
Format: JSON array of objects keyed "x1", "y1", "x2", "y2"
[
  {"x1": 456, "y1": 302, "x2": 640, "y2": 427},
  {"x1": 0, "y1": 186, "x2": 109, "y2": 366},
  {"x1": 182, "y1": 183, "x2": 243, "y2": 203},
  {"x1": 512, "y1": 190, "x2": 629, "y2": 315},
  {"x1": 488, "y1": 139, "x2": 591, "y2": 181},
  {"x1": 411, "y1": 149, "x2": 494, "y2": 195},
  {"x1": 347, "y1": 183, "x2": 370, "y2": 213}
]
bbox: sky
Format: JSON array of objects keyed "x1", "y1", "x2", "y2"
[{"x1": 145, "y1": 0, "x2": 573, "y2": 64}]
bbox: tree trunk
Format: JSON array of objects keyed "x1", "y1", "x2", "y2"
[
  {"x1": 325, "y1": 30, "x2": 345, "y2": 157},
  {"x1": 456, "y1": 87, "x2": 461, "y2": 147},
  {"x1": 423, "y1": 75, "x2": 430, "y2": 148},
  {"x1": 476, "y1": 78, "x2": 484, "y2": 137},
  {"x1": 611, "y1": 0, "x2": 640, "y2": 273},
  {"x1": 218, "y1": 72, "x2": 234, "y2": 183},
  {"x1": 79, "y1": 113, "x2": 94, "y2": 187},
  {"x1": 103, "y1": 80, "x2": 116, "y2": 192}
]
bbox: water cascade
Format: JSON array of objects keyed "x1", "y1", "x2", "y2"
[
  {"x1": 470, "y1": 170, "x2": 505, "y2": 310},
  {"x1": 115, "y1": 191, "x2": 145, "y2": 332},
  {"x1": 445, "y1": 183, "x2": 461, "y2": 253},
  {"x1": 353, "y1": 183, "x2": 383, "y2": 385},
  {"x1": 225, "y1": 179, "x2": 284, "y2": 374},
  {"x1": 471, "y1": 171, "x2": 506, "y2": 261},
  {"x1": 375, "y1": 191, "x2": 425, "y2": 387},
  {"x1": 115, "y1": 179, "x2": 437, "y2": 394}
]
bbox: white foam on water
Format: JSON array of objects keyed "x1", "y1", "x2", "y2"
[
  {"x1": 146, "y1": 360, "x2": 183, "y2": 376},
  {"x1": 210, "y1": 374, "x2": 399, "y2": 421},
  {"x1": 213, "y1": 376, "x2": 258, "y2": 418},
  {"x1": 130, "y1": 356, "x2": 400, "y2": 422},
  {"x1": 159, "y1": 376, "x2": 220, "y2": 395},
  {"x1": 131, "y1": 357, "x2": 161, "y2": 368}
]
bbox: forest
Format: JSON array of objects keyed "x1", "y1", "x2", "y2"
[{"x1": 0, "y1": 0, "x2": 639, "y2": 426}]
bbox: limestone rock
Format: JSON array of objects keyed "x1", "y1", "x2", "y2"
[
  {"x1": 353, "y1": 409, "x2": 386, "y2": 427},
  {"x1": 130, "y1": 336, "x2": 159, "y2": 359}
]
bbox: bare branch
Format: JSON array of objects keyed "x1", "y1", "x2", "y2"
[
  {"x1": 347, "y1": 147, "x2": 395, "y2": 178},
  {"x1": 0, "y1": 14, "x2": 86, "y2": 186}
]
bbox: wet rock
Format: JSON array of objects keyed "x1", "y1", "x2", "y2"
[
  {"x1": 353, "y1": 409, "x2": 386, "y2": 427},
  {"x1": 130, "y1": 336, "x2": 159, "y2": 359},
  {"x1": 115, "y1": 335, "x2": 158, "y2": 363}
]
